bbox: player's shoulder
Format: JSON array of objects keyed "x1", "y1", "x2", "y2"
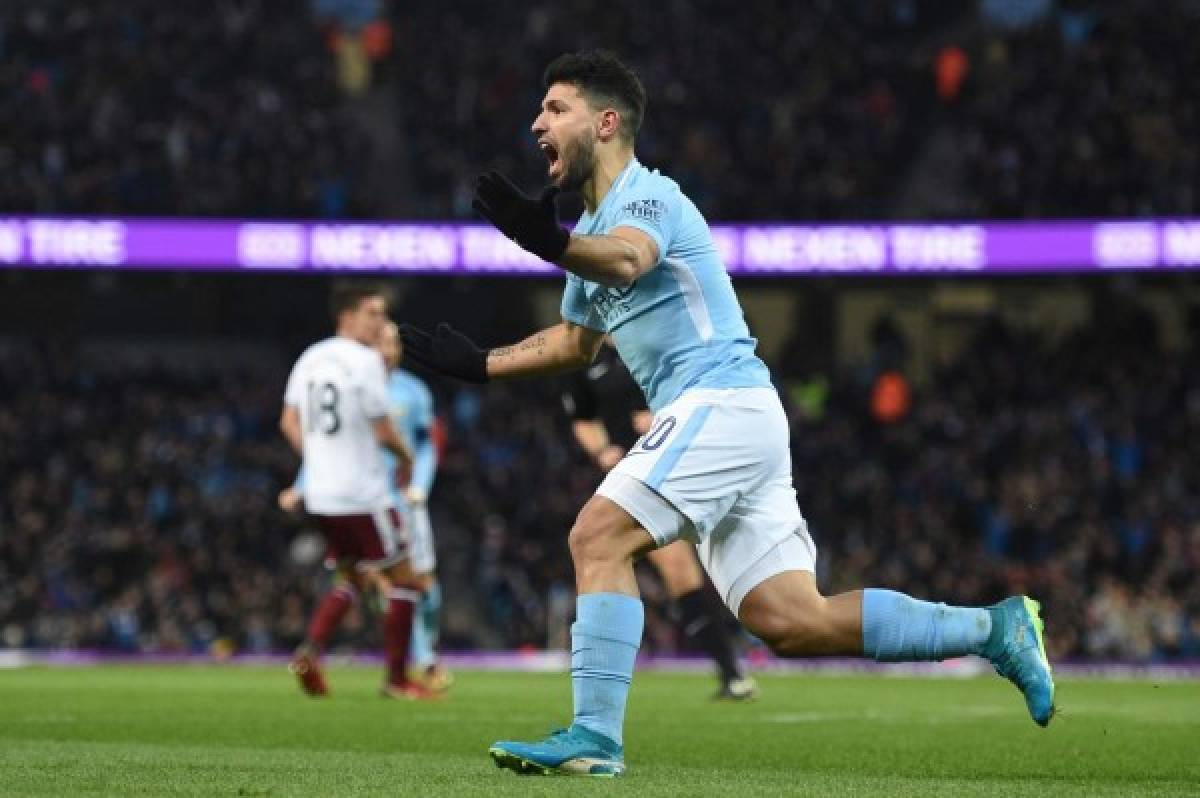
[
  {"x1": 613, "y1": 160, "x2": 695, "y2": 231},
  {"x1": 293, "y1": 336, "x2": 335, "y2": 365},
  {"x1": 392, "y1": 368, "x2": 431, "y2": 394},
  {"x1": 324, "y1": 336, "x2": 372, "y2": 363},
  {"x1": 329, "y1": 337, "x2": 386, "y2": 379},
  {"x1": 622, "y1": 160, "x2": 680, "y2": 199},
  {"x1": 303, "y1": 335, "x2": 367, "y2": 354},
  {"x1": 395, "y1": 370, "x2": 436, "y2": 410}
]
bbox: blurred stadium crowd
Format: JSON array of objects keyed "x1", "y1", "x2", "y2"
[
  {"x1": 1, "y1": 1, "x2": 1196, "y2": 220},
  {"x1": 2, "y1": 300, "x2": 1198, "y2": 661}
]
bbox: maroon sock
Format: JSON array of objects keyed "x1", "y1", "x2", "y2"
[
  {"x1": 306, "y1": 585, "x2": 356, "y2": 649},
  {"x1": 384, "y1": 588, "x2": 419, "y2": 686}
]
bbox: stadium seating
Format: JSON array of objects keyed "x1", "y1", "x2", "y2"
[
  {"x1": 2, "y1": 3, "x2": 1194, "y2": 220},
  {"x1": 2, "y1": 306, "x2": 1196, "y2": 660}
]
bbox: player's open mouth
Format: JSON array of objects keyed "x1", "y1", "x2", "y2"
[{"x1": 539, "y1": 140, "x2": 560, "y2": 176}]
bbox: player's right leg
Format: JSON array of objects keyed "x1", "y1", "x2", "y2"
[
  {"x1": 495, "y1": 387, "x2": 775, "y2": 774},
  {"x1": 645, "y1": 542, "x2": 755, "y2": 700},
  {"x1": 376, "y1": 560, "x2": 440, "y2": 701},
  {"x1": 366, "y1": 505, "x2": 440, "y2": 702},
  {"x1": 489, "y1": 496, "x2": 653, "y2": 777}
]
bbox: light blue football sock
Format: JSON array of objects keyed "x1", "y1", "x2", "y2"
[
  {"x1": 409, "y1": 609, "x2": 432, "y2": 669},
  {"x1": 571, "y1": 593, "x2": 644, "y2": 746},
  {"x1": 409, "y1": 582, "x2": 441, "y2": 668},
  {"x1": 862, "y1": 588, "x2": 991, "y2": 662},
  {"x1": 422, "y1": 580, "x2": 441, "y2": 649}
]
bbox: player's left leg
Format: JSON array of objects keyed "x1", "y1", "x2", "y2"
[
  {"x1": 409, "y1": 570, "x2": 452, "y2": 690},
  {"x1": 405, "y1": 503, "x2": 451, "y2": 691},
  {"x1": 732, "y1": 553, "x2": 1055, "y2": 726},
  {"x1": 489, "y1": 496, "x2": 654, "y2": 777},
  {"x1": 290, "y1": 564, "x2": 364, "y2": 697},
  {"x1": 292, "y1": 512, "x2": 379, "y2": 697},
  {"x1": 646, "y1": 542, "x2": 756, "y2": 700},
  {"x1": 663, "y1": 385, "x2": 1054, "y2": 728}
]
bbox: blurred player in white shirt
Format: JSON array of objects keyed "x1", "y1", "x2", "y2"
[{"x1": 279, "y1": 281, "x2": 436, "y2": 700}]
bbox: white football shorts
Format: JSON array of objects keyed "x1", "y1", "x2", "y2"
[
  {"x1": 597, "y1": 387, "x2": 816, "y2": 617},
  {"x1": 404, "y1": 502, "x2": 437, "y2": 574}
]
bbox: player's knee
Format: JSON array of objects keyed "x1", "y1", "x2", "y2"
[
  {"x1": 742, "y1": 596, "x2": 832, "y2": 657},
  {"x1": 567, "y1": 516, "x2": 616, "y2": 566},
  {"x1": 568, "y1": 497, "x2": 654, "y2": 570},
  {"x1": 568, "y1": 506, "x2": 630, "y2": 566}
]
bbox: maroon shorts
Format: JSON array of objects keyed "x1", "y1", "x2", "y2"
[{"x1": 313, "y1": 506, "x2": 407, "y2": 570}]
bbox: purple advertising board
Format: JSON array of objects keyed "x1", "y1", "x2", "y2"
[{"x1": 1, "y1": 216, "x2": 1198, "y2": 276}]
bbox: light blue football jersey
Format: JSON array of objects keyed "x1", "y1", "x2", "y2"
[
  {"x1": 560, "y1": 158, "x2": 772, "y2": 413},
  {"x1": 381, "y1": 368, "x2": 437, "y2": 506},
  {"x1": 295, "y1": 368, "x2": 437, "y2": 508}
]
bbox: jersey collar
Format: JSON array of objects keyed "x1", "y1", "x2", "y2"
[{"x1": 592, "y1": 157, "x2": 640, "y2": 220}]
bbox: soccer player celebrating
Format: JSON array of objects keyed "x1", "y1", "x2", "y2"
[
  {"x1": 403, "y1": 51, "x2": 1054, "y2": 777},
  {"x1": 280, "y1": 282, "x2": 436, "y2": 700},
  {"x1": 563, "y1": 339, "x2": 756, "y2": 700}
]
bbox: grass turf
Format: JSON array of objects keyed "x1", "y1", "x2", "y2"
[{"x1": 0, "y1": 665, "x2": 1197, "y2": 796}]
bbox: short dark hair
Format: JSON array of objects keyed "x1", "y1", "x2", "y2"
[
  {"x1": 329, "y1": 280, "x2": 388, "y2": 322},
  {"x1": 543, "y1": 50, "x2": 646, "y2": 144}
]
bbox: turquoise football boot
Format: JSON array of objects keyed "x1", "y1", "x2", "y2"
[
  {"x1": 982, "y1": 596, "x2": 1056, "y2": 726},
  {"x1": 489, "y1": 725, "x2": 625, "y2": 777}
]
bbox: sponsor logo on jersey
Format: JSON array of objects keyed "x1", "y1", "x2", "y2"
[{"x1": 619, "y1": 198, "x2": 666, "y2": 226}]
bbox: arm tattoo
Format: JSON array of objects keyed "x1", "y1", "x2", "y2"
[{"x1": 492, "y1": 333, "x2": 547, "y2": 360}]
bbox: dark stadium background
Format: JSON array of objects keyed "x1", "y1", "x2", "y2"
[{"x1": 1, "y1": 0, "x2": 1198, "y2": 664}]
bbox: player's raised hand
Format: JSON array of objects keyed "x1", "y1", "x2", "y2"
[
  {"x1": 472, "y1": 171, "x2": 569, "y2": 262},
  {"x1": 400, "y1": 322, "x2": 489, "y2": 383}
]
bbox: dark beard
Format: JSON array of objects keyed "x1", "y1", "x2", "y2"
[{"x1": 557, "y1": 132, "x2": 595, "y2": 192}]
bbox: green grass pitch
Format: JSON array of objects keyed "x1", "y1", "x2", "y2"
[{"x1": 1, "y1": 665, "x2": 1197, "y2": 796}]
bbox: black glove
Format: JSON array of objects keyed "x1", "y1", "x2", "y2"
[
  {"x1": 472, "y1": 171, "x2": 569, "y2": 262},
  {"x1": 400, "y1": 323, "x2": 489, "y2": 383}
]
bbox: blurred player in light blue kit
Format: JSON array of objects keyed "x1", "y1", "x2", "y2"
[
  {"x1": 281, "y1": 321, "x2": 449, "y2": 691},
  {"x1": 377, "y1": 321, "x2": 450, "y2": 690},
  {"x1": 403, "y1": 50, "x2": 1055, "y2": 777}
]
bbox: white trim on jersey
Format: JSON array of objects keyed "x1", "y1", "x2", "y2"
[
  {"x1": 612, "y1": 159, "x2": 638, "y2": 195},
  {"x1": 665, "y1": 257, "x2": 714, "y2": 342}
]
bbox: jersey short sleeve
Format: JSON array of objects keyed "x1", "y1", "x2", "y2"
[
  {"x1": 608, "y1": 177, "x2": 680, "y2": 261},
  {"x1": 561, "y1": 274, "x2": 604, "y2": 330},
  {"x1": 358, "y1": 353, "x2": 390, "y2": 420},
  {"x1": 412, "y1": 379, "x2": 435, "y2": 430}
]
